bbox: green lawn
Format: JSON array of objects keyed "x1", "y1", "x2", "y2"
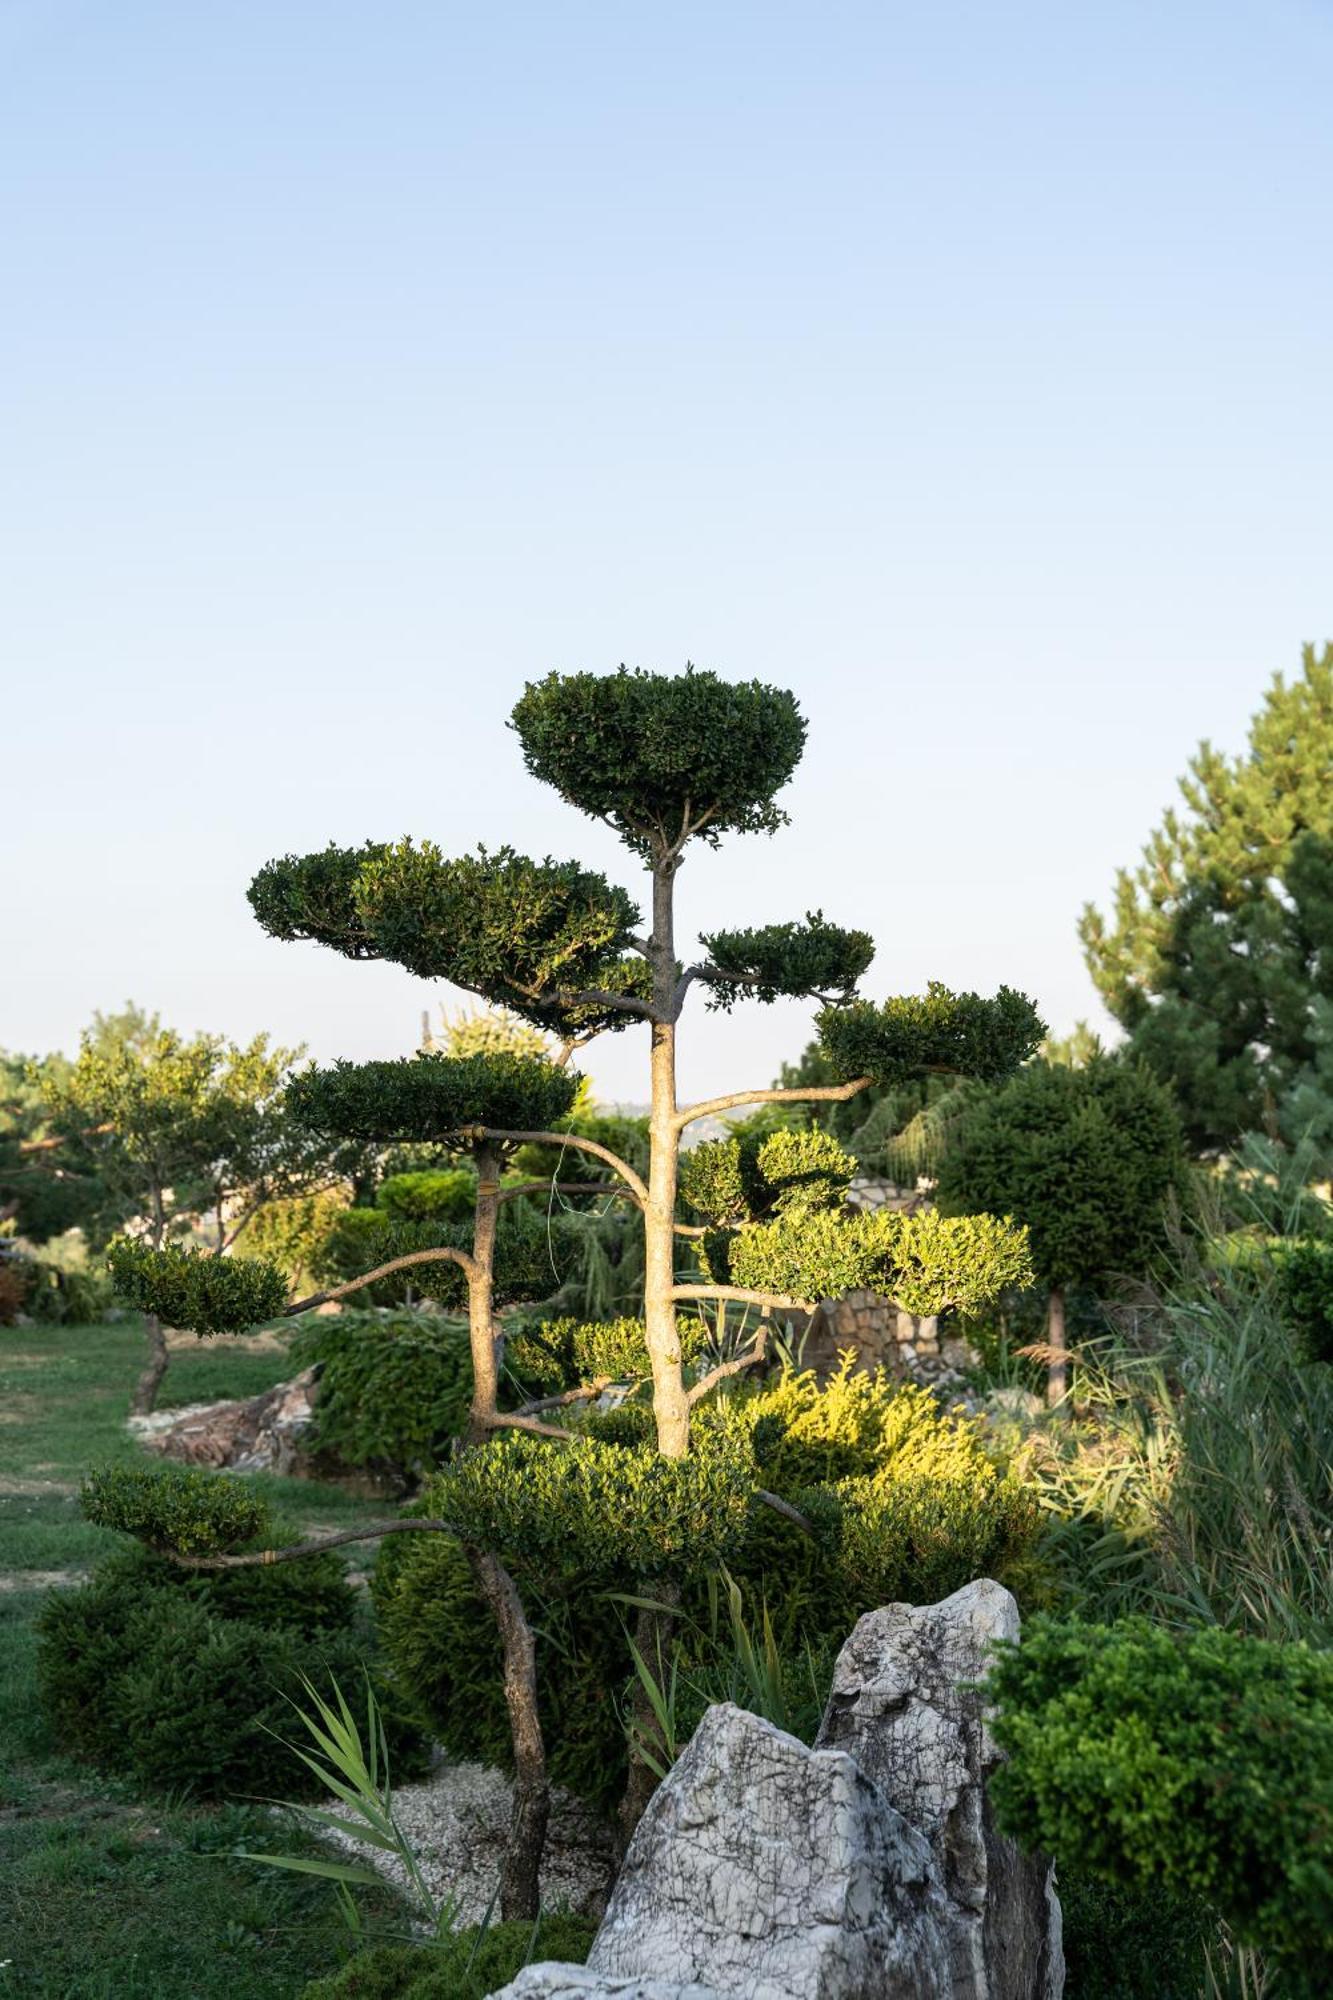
[{"x1": 0, "y1": 1317, "x2": 402, "y2": 1998}]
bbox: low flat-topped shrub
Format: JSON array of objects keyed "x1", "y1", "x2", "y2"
[{"x1": 36, "y1": 1541, "x2": 426, "y2": 1800}]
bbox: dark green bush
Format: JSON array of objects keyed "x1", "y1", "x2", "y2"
[
  {"x1": 1277, "y1": 1238, "x2": 1333, "y2": 1363},
  {"x1": 313, "y1": 1199, "x2": 561, "y2": 1310},
  {"x1": 506, "y1": 1313, "x2": 707, "y2": 1391},
  {"x1": 108, "y1": 1237, "x2": 290, "y2": 1335},
  {"x1": 298, "y1": 1915, "x2": 596, "y2": 1999},
  {"x1": 1058, "y1": 1871, "x2": 1215, "y2": 2000},
  {"x1": 370, "y1": 1527, "x2": 631, "y2": 1812},
  {"x1": 82, "y1": 1461, "x2": 270, "y2": 1555},
  {"x1": 35, "y1": 1542, "x2": 424, "y2": 1801},
  {"x1": 288, "y1": 1050, "x2": 581, "y2": 1146},
  {"x1": 292, "y1": 1310, "x2": 474, "y2": 1475},
  {"x1": 375, "y1": 1169, "x2": 478, "y2": 1225},
  {"x1": 816, "y1": 982, "x2": 1044, "y2": 1087},
  {"x1": 987, "y1": 1617, "x2": 1333, "y2": 1993}
]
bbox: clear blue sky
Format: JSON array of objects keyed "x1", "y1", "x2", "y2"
[{"x1": 6, "y1": 1, "x2": 1331, "y2": 1102}]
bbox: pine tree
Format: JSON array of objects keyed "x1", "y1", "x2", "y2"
[{"x1": 1080, "y1": 643, "x2": 1333, "y2": 1154}]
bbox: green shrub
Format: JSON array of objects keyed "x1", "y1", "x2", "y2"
[
  {"x1": 241, "y1": 1187, "x2": 352, "y2": 1288},
  {"x1": 377, "y1": 1365, "x2": 1045, "y2": 1814},
  {"x1": 81, "y1": 1461, "x2": 270, "y2": 1555},
  {"x1": 506, "y1": 1313, "x2": 707, "y2": 1391},
  {"x1": 816, "y1": 982, "x2": 1044, "y2": 1087},
  {"x1": 1058, "y1": 1871, "x2": 1215, "y2": 2000},
  {"x1": 11, "y1": 1228, "x2": 114, "y2": 1323},
  {"x1": 425, "y1": 1427, "x2": 753, "y2": 1581},
  {"x1": 298, "y1": 1915, "x2": 596, "y2": 1999},
  {"x1": 728, "y1": 1205, "x2": 1033, "y2": 1316},
  {"x1": 370, "y1": 1524, "x2": 631, "y2": 1811},
  {"x1": 375, "y1": 1169, "x2": 478, "y2": 1226},
  {"x1": 35, "y1": 1542, "x2": 423, "y2": 1801},
  {"x1": 107, "y1": 1238, "x2": 289, "y2": 1335},
  {"x1": 1277, "y1": 1238, "x2": 1333, "y2": 1363},
  {"x1": 313, "y1": 1199, "x2": 561, "y2": 1311},
  {"x1": 292, "y1": 1310, "x2": 474, "y2": 1475},
  {"x1": 986, "y1": 1617, "x2": 1333, "y2": 1993}
]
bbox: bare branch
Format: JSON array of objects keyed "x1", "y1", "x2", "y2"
[
  {"x1": 476, "y1": 1129, "x2": 649, "y2": 1204},
  {"x1": 163, "y1": 1518, "x2": 452, "y2": 1570},
  {"x1": 484, "y1": 1411, "x2": 578, "y2": 1441},
  {"x1": 754, "y1": 1489, "x2": 816, "y2": 1537},
  {"x1": 686, "y1": 1329, "x2": 770, "y2": 1406},
  {"x1": 496, "y1": 1180, "x2": 644, "y2": 1209},
  {"x1": 672, "y1": 1283, "x2": 814, "y2": 1313},
  {"x1": 287, "y1": 1245, "x2": 476, "y2": 1315},
  {"x1": 515, "y1": 1376, "x2": 618, "y2": 1416},
  {"x1": 672, "y1": 1076, "x2": 872, "y2": 1132}
]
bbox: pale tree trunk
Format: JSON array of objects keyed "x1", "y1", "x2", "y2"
[
  {"x1": 132, "y1": 1187, "x2": 172, "y2": 1416},
  {"x1": 465, "y1": 1146, "x2": 549, "y2": 1921},
  {"x1": 620, "y1": 856, "x2": 690, "y2": 1848},
  {"x1": 130, "y1": 1313, "x2": 169, "y2": 1416},
  {"x1": 1046, "y1": 1285, "x2": 1068, "y2": 1406}
]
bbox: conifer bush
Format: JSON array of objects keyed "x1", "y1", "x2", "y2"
[
  {"x1": 298, "y1": 1916, "x2": 596, "y2": 2000},
  {"x1": 291, "y1": 1310, "x2": 475, "y2": 1475}
]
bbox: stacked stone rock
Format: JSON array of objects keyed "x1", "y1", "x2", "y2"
[
  {"x1": 493, "y1": 1579, "x2": 1063, "y2": 2000},
  {"x1": 800, "y1": 1176, "x2": 978, "y2": 1396}
]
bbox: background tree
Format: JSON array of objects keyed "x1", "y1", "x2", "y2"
[
  {"x1": 935, "y1": 1055, "x2": 1186, "y2": 1402},
  {"x1": 47, "y1": 1008, "x2": 347, "y2": 1413},
  {"x1": 1080, "y1": 643, "x2": 1333, "y2": 1155},
  {"x1": 0, "y1": 1048, "x2": 106, "y2": 1243}
]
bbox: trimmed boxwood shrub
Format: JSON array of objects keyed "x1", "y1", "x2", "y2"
[
  {"x1": 36, "y1": 1543, "x2": 426, "y2": 1800},
  {"x1": 298, "y1": 1915, "x2": 596, "y2": 1999},
  {"x1": 986, "y1": 1616, "x2": 1333, "y2": 1995}
]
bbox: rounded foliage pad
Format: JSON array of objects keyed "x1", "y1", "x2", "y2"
[
  {"x1": 355, "y1": 841, "x2": 647, "y2": 1033},
  {"x1": 511, "y1": 665, "x2": 807, "y2": 858},
  {"x1": 818, "y1": 982, "x2": 1045, "y2": 1086},
  {"x1": 107, "y1": 1238, "x2": 289, "y2": 1336},
  {"x1": 699, "y1": 911, "x2": 874, "y2": 1009},
  {"x1": 248, "y1": 842, "x2": 389, "y2": 958},
  {"x1": 81, "y1": 1461, "x2": 270, "y2": 1555},
  {"x1": 287, "y1": 1050, "x2": 580, "y2": 1143}
]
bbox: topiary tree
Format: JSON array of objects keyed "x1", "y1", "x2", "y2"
[
  {"x1": 104, "y1": 663, "x2": 1044, "y2": 1905},
  {"x1": 935, "y1": 1055, "x2": 1186, "y2": 1402}
]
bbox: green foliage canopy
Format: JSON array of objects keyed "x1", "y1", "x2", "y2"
[
  {"x1": 817, "y1": 983, "x2": 1045, "y2": 1087},
  {"x1": 81, "y1": 1461, "x2": 270, "y2": 1555},
  {"x1": 510, "y1": 665, "x2": 807, "y2": 858},
  {"x1": 251, "y1": 845, "x2": 645, "y2": 1037},
  {"x1": 935, "y1": 1057, "x2": 1185, "y2": 1292},
  {"x1": 697, "y1": 913, "x2": 873, "y2": 1009},
  {"x1": 728, "y1": 1205, "x2": 1033, "y2": 1314},
  {"x1": 107, "y1": 1238, "x2": 289, "y2": 1335},
  {"x1": 1080, "y1": 644, "x2": 1333, "y2": 1152},
  {"x1": 287, "y1": 1052, "x2": 580, "y2": 1146},
  {"x1": 680, "y1": 1125, "x2": 856, "y2": 1229}
]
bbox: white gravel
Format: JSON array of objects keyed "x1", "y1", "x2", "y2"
[{"x1": 318, "y1": 1757, "x2": 614, "y2": 1928}]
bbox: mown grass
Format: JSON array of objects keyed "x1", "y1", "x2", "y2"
[{"x1": 0, "y1": 1316, "x2": 402, "y2": 1998}]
